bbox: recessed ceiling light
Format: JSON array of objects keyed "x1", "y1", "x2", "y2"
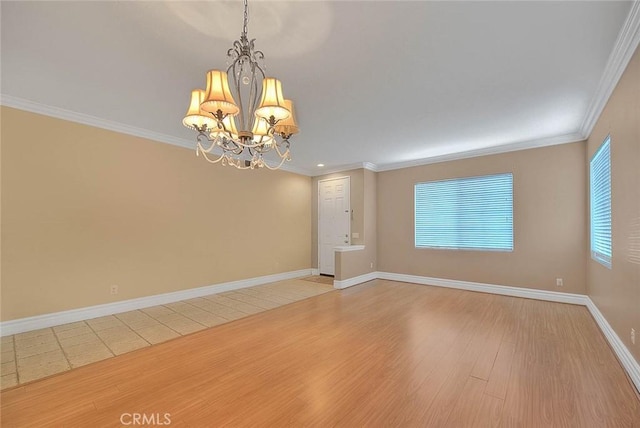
[{"x1": 317, "y1": 163, "x2": 325, "y2": 167}]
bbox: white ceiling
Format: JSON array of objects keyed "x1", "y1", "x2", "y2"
[{"x1": 1, "y1": 1, "x2": 635, "y2": 175}]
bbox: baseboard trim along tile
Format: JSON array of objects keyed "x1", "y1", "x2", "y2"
[{"x1": 0, "y1": 269, "x2": 314, "y2": 337}]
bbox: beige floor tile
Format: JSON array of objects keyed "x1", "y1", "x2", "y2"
[
  {"x1": 207, "y1": 295, "x2": 265, "y2": 314},
  {"x1": 18, "y1": 349, "x2": 67, "y2": 367},
  {"x1": 254, "y1": 285, "x2": 307, "y2": 301},
  {"x1": 62, "y1": 341, "x2": 112, "y2": 357},
  {"x1": 54, "y1": 325, "x2": 94, "y2": 339},
  {"x1": 182, "y1": 311, "x2": 229, "y2": 328},
  {"x1": 14, "y1": 332, "x2": 57, "y2": 350},
  {"x1": 185, "y1": 299, "x2": 229, "y2": 314},
  {"x1": 116, "y1": 310, "x2": 153, "y2": 323},
  {"x1": 0, "y1": 342, "x2": 15, "y2": 356},
  {"x1": 17, "y1": 349, "x2": 69, "y2": 383},
  {"x1": 187, "y1": 298, "x2": 222, "y2": 310},
  {"x1": 15, "y1": 341, "x2": 62, "y2": 359},
  {"x1": 223, "y1": 292, "x2": 282, "y2": 309},
  {"x1": 166, "y1": 301, "x2": 199, "y2": 313},
  {"x1": 153, "y1": 312, "x2": 187, "y2": 323},
  {"x1": 95, "y1": 325, "x2": 138, "y2": 340},
  {"x1": 236, "y1": 288, "x2": 295, "y2": 304},
  {"x1": 19, "y1": 362, "x2": 70, "y2": 384},
  {"x1": 1, "y1": 335, "x2": 14, "y2": 345},
  {"x1": 1, "y1": 360, "x2": 17, "y2": 376},
  {"x1": 182, "y1": 297, "x2": 209, "y2": 306},
  {"x1": 169, "y1": 305, "x2": 207, "y2": 317},
  {"x1": 134, "y1": 325, "x2": 180, "y2": 345},
  {"x1": 52, "y1": 321, "x2": 88, "y2": 332},
  {"x1": 1, "y1": 350, "x2": 16, "y2": 364},
  {"x1": 160, "y1": 318, "x2": 206, "y2": 335},
  {"x1": 106, "y1": 338, "x2": 150, "y2": 356},
  {"x1": 58, "y1": 332, "x2": 102, "y2": 348},
  {"x1": 67, "y1": 349, "x2": 114, "y2": 368},
  {"x1": 1, "y1": 373, "x2": 18, "y2": 389},
  {"x1": 120, "y1": 317, "x2": 163, "y2": 331},
  {"x1": 14, "y1": 328, "x2": 54, "y2": 341},
  {"x1": 200, "y1": 303, "x2": 248, "y2": 321},
  {"x1": 99, "y1": 335, "x2": 145, "y2": 352},
  {"x1": 142, "y1": 305, "x2": 175, "y2": 318},
  {"x1": 86, "y1": 316, "x2": 125, "y2": 331}
]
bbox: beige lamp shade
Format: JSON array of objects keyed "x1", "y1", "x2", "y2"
[
  {"x1": 255, "y1": 78, "x2": 290, "y2": 121},
  {"x1": 183, "y1": 89, "x2": 217, "y2": 130},
  {"x1": 273, "y1": 99, "x2": 300, "y2": 136},
  {"x1": 201, "y1": 70, "x2": 239, "y2": 116},
  {"x1": 209, "y1": 114, "x2": 239, "y2": 139},
  {"x1": 252, "y1": 117, "x2": 274, "y2": 146}
]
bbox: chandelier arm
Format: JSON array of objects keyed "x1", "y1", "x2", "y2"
[
  {"x1": 197, "y1": 147, "x2": 226, "y2": 165},
  {"x1": 273, "y1": 138, "x2": 291, "y2": 157},
  {"x1": 196, "y1": 132, "x2": 219, "y2": 153},
  {"x1": 224, "y1": 139, "x2": 244, "y2": 155},
  {"x1": 261, "y1": 154, "x2": 289, "y2": 171}
]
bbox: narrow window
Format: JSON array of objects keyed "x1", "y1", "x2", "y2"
[{"x1": 590, "y1": 136, "x2": 612, "y2": 268}]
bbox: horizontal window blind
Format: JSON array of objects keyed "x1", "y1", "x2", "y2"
[
  {"x1": 590, "y1": 136, "x2": 612, "y2": 268},
  {"x1": 415, "y1": 173, "x2": 513, "y2": 251}
]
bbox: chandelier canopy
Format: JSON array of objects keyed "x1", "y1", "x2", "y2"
[{"x1": 182, "y1": 0, "x2": 299, "y2": 170}]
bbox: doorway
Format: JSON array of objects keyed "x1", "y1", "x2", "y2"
[{"x1": 318, "y1": 176, "x2": 350, "y2": 275}]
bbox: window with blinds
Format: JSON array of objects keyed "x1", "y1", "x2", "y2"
[
  {"x1": 415, "y1": 173, "x2": 513, "y2": 251},
  {"x1": 590, "y1": 136, "x2": 612, "y2": 268}
]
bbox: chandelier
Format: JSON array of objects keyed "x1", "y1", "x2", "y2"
[{"x1": 182, "y1": 0, "x2": 299, "y2": 170}]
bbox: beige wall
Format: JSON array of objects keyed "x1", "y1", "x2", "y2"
[
  {"x1": 1, "y1": 107, "x2": 312, "y2": 321},
  {"x1": 377, "y1": 142, "x2": 587, "y2": 294},
  {"x1": 587, "y1": 46, "x2": 640, "y2": 363},
  {"x1": 335, "y1": 169, "x2": 378, "y2": 280}
]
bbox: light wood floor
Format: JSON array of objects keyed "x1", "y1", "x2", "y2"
[{"x1": 1, "y1": 280, "x2": 638, "y2": 427}]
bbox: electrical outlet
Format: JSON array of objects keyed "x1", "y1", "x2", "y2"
[
  {"x1": 110, "y1": 285, "x2": 119, "y2": 295},
  {"x1": 632, "y1": 328, "x2": 636, "y2": 345},
  {"x1": 370, "y1": 262, "x2": 374, "y2": 268},
  {"x1": 556, "y1": 278, "x2": 563, "y2": 287}
]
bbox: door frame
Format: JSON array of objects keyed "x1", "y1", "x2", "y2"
[{"x1": 317, "y1": 176, "x2": 351, "y2": 275}]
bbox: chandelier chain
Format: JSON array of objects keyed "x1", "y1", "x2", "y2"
[{"x1": 242, "y1": 0, "x2": 249, "y2": 40}]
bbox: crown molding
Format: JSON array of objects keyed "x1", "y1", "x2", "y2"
[
  {"x1": 0, "y1": 94, "x2": 314, "y2": 176},
  {"x1": 0, "y1": 94, "x2": 195, "y2": 150},
  {"x1": 361, "y1": 162, "x2": 379, "y2": 172},
  {"x1": 375, "y1": 132, "x2": 585, "y2": 172},
  {"x1": 311, "y1": 162, "x2": 379, "y2": 177},
  {"x1": 580, "y1": 1, "x2": 640, "y2": 138}
]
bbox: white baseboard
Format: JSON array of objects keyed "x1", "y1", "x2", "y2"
[
  {"x1": 311, "y1": 268, "x2": 320, "y2": 276},
  {"x1": 377, "y1": 272, "x2": 588, "y2": 305},
  {"x1": 585, "y1": 298, "x2": 640, "y2": 394},
  {"x1": 333, "y1": 271, "x2": 378, "y2": 289},
  {"x1": 0, "y1": 269, "x2": 314, "y2": 337}
]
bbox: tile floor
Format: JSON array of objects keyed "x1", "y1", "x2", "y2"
[{"x1": 0, "y1": 276, "x2": 334, "y2": 390}]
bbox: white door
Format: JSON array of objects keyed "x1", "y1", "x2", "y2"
[{"x1": 318, "y1": 177, "x2": 350, "y2": 275}]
